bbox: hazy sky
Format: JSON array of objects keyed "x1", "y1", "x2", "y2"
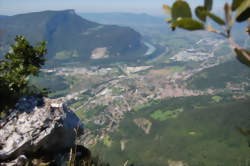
[{"x1": 0, "y1": 0, "x2": 231, "y2": 16}]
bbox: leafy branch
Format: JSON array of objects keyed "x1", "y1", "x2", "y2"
[
  {"x1": 163, "y1": 0, "x2": 250, "y2": 67},
  {"x1": 0, "y1": 36, "x2": 48, "y2": 113}
]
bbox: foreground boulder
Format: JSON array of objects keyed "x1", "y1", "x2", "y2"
[{"x1": 0, "y1": 97, "x2": 84, "y2": 162}]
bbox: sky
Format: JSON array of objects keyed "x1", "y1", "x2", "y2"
[{"x1": 0, "y1": 0, "x2": 231, "y2": 16}]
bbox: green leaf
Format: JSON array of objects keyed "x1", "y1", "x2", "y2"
[
  {"x1": 207, "y1": 12, "x2": 226, "y2": 25},
  {"x1": 172, "y1": 18, "x2": 205, "y2": 31},
  {"x1": 235, "y1": 0, "x2": 250, "y2": 22},
  {"x1": 235, "y1": 48, "x2": 250, "y2": 67},
  {"x1": 172, "y1": 0, "x2": 192, "y2": 20},
  {"x1": 232, "y1": 0, "x2": 244, "y2": 11},
  {"x1": 0, "y1": 35, "x2": 47, "y2": 112},
  {"x1": 195, "y1": 6, "x2": 207, "y2": 22},
  {"x1": 204, "y1": 0, "x2": 213, "y2": 11}
]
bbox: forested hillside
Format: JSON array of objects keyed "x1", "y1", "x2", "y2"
[{"x1": 0, "y1": 10, "x2": 146, "y2": 65}]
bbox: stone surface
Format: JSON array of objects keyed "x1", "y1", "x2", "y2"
[
  {"x1": 0, "y1": 155, "x2": 28, "y2": 166},
  {"x1": 0, "y1": 97, "x2": 84, "y2": 161}
]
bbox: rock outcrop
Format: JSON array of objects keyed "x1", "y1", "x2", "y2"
[{"x1": 0, "y1": 97, "x2": 84, "y2": 163}]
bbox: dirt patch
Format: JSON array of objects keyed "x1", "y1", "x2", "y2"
[
  {"x1": 168, "y1": 160, "x2": 188, "y2": 166},
  {"x1": 133, "y1": 118, "x2": 152, "y2": 134},
  {"x1": 91, "y1": 47, "x2": 109, "y2": 59}
]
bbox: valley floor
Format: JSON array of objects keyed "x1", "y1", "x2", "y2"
[{"x1": 37, "y1": 37, "x2": 250, "y2": 166}]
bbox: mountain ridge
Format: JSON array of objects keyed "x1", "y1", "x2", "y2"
[{"x1": 0, "y1": 10, "x2": 146, "y2": 65}]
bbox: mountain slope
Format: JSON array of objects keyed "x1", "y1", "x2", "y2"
[
  {"x1": 0, "y1": 10, "x2": 146, "y2": 64},
  {"x1": 187, "y1": 59, "x2": 250, "y2": 90},
  {"x1": 92, "y1": 96, "x2": 250, "y2": 166}
]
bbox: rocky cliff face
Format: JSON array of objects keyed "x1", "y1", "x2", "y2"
[{"x1": 0, "y1": 97, "x2": 84, "y2": 165}]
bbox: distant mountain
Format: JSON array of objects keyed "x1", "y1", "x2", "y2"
[
  {"x1": 79, "y1": 12, "x2": 249, "y2": 46},
  {"x1": 0, "y1": 15, "x2": 8, "y2": 19},
  {"x1": 0, "y1": 10, "x2": 146, "y2": 65},
  {"x1": 79, "y1": 12, "x2": 168, "y2": 34},
  {"x1": 79, "y1": 12, "x2": 165, "y2": 26}
]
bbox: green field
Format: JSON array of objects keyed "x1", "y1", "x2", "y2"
[{"x1": 150, "y1": 108, "x2": 183, "y2": 121}]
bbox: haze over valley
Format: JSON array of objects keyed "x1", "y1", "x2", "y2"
[{"x1": 0, "y1": 4, "x2": 250, "y2": 166}]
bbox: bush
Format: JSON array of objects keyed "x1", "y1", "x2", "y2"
[{"x1": 0, "y1": 36, "x2": 47, "y2": 113}]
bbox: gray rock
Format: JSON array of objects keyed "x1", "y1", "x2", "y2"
[
  {"x1": 0, "y1": 97, "x2": 84, "y2": 161},
  {"x1": 0, "y1": 155, "x2": 28, "y2": 166}
]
